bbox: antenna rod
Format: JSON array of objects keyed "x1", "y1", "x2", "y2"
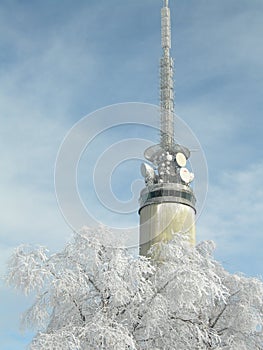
[{"x1": 160, "y1": 0, "x2": 174, "y2": 150}]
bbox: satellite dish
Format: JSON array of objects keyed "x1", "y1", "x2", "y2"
[
  {"x1": 180, "y1": 167, "x2": 190, "y2": 183},
  {"x1": 144, "y1": 145, "x2": 162, "y2": 162},
  {"x1": 176, "y1": 152, "x2": 187, "y2": 167},
  {"x1": 141, "y1": 163, "x2": 155, "y2": 179}
]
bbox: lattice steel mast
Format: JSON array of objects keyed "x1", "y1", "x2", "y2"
[{"x1": 160, "y1": 0, "x2": 174, "y2": 150}]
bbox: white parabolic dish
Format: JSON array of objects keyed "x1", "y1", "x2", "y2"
[
  {"x1": 180, "y1": 167, "x2": 190, "y2": 183},
  {"x1": 176, "y1": 152, "x2": 187, "y2": 167}
]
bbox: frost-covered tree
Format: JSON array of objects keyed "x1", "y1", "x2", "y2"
[{"x1": 7, "y1": 226, "x2": 263, "y2": 349}]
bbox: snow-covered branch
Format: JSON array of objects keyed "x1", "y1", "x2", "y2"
[{"x1": 6, "y1": 227, "x2": 263, "y2": 349}]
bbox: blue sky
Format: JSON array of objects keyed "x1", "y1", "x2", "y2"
[{"x1": 1, "y1": 0, "x2": 263, "y2": 348}]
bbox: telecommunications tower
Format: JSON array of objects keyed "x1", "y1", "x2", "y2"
[{"x1": 139, "y1": 0, "x2": 196, "y2": 256}]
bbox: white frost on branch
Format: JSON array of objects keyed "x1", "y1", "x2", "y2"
[{"x1": 6, "y1": 227, "x2": 263, "y2": 349}]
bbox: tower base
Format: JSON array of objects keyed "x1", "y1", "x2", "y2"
[{"x1": 139, "y1": 202, "x2": 195, "y2": 256}]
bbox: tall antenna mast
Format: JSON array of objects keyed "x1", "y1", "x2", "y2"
[{"x1": 160, "y1": 0, "x2": 174, "y2": 150}]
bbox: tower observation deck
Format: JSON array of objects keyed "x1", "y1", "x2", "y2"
[{"x1": 139, "y1": 0, "x2": 196, "y2": 256}]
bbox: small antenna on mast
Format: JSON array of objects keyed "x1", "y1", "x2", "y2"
[{"x1": 164, "y1": 0, "x2": 169, "y2": 7}]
